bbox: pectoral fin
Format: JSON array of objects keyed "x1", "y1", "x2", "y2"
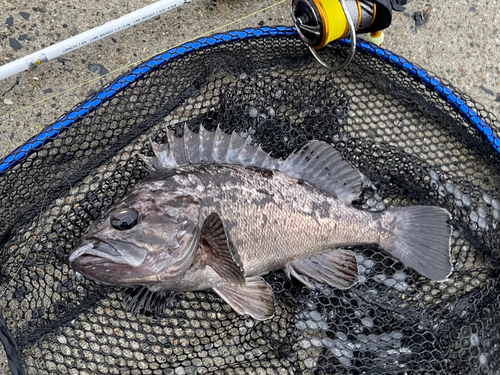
[
  {"x1": 164, "y1": 219, "x2": 201, "y2": 277},
  {"x1": 200, "y1": 212, "x2": 245, "y2": 286},
  {"x1": 213, "y1": 276, "x2": 275, "y2": 321},
  {"x1": 285, "y1": 249, "x2": 358, "y2": 290}
]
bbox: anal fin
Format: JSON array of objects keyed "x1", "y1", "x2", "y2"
[
  {"x1": 285, "y1": 249, "x2": 358, "y2": 290},
  {"x1": 213, "y1": 276, "x2": 275, "y2": 321}
]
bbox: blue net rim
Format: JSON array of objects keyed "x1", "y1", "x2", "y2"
[{"x1": 1, "y1": 26, "x2": 498, "y2": 176}]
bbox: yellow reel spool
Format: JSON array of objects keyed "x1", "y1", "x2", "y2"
[
  {"x1": 313, "y1": 0, "x2": 349, "y2": 49},
  {"x1": 292, "y1": 0, "x2": 357, "y2": 71}
]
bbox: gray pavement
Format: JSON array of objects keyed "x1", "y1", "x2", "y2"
[{"x1": 0, "y1": 0, "x2": 498, "y2": 158}]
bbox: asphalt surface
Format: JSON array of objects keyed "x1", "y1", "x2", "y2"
[{"x1": 0, "y1": 0, "x2": 498, "y2": 372}]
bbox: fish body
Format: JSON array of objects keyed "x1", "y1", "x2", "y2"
[
  {"x1": 113, "y1": 164, "x2": 377, "y2": 286},
  {"x1": 70, "y1": 126, "x2": 452, "y2": 320}
]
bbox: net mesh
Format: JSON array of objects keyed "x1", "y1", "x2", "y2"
[{"x1": 0, "y1": 30, "x2": 499, "y2": 375}]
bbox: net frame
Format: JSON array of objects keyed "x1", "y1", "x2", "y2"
[{"x1": 0, "y1": 26, "x2": 499, "y2": 375}]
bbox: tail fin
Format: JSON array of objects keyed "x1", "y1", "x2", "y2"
[{"x1": 380, "y1": 206, "x2": 452, "y2": 281}]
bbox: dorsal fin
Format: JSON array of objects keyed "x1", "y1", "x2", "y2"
[
  {"x1": 184, "y1": 123, "x2": 201, "y2": 164},
  {"x1": 145, "y1": 125, "x2": 362, "y2": 202},
  {"x1": 213, "y1": 127, "x2": 232, "y2": 164},
  {"x1": 147, "y1": 124, "x2": 283, "y2": 171},
  {"x1": 279, "y1": 141, "x2": 363, "y2": 203},
  {"x1": 167, "y1": 125, "x2": 188, "y2": 166}
]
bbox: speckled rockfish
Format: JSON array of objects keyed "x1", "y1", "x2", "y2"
[{"x1": 70, "y1": 125, "x2": 452, "y2": 320}]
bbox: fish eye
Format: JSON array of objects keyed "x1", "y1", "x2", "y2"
[{"x1": 111, "y1": 208, "x2": 139, "y2": 230}]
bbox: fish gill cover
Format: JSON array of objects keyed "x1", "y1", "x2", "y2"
[{"x1": 0, "y1": 28, "x2": 499, "y2": 375}]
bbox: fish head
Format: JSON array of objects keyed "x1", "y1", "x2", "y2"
[{"x1": 70, "y1": 185, "x2": 201, "y2": 287}]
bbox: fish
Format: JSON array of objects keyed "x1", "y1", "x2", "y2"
[{"x1": 69, "y1": 125, "x2": 453, "y2": 320}]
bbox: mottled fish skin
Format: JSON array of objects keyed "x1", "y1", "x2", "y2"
[
  {"x1": 75, "y1": 163, "x2": 379, "y2": 291},
  {"x1": 191, "y1": 164, "x2": 379, "y2": 279}
]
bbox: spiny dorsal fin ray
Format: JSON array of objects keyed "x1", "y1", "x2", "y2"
[
  {"x1": 148, "y1": 126, "x2": 362, "y2": 202},
  {"x1": 138, "y1": 153, "x2": 163, "y2": 173},
  {"x1": 199, "y1": 125, "x2": 216, "y2": 163},
  {"x1": 150, "y1": 137, "x2": 178, "y2": 169},
  {"x1": 200, "y1": 212, "x2": 245, "y2": 286},
  {"x1": 184, "y1": 123, "x2": 201, "y2": 165},
  {"x1": 213, "y1": 127, "x2": 232, "y2": 164},
  {"x1": 167, "y1": 126, "x2": 188, "y2": 166},
  {"x1": 226, "y1": 132, "x2": 247, "y2": 165}
]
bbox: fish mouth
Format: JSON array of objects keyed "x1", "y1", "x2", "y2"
[{"x1": 69, "y1": 238, "x2": 148, "y2": 268}]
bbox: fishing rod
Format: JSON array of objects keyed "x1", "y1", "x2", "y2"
[
  {"x1": 291, "y1": 0, "x2": 409, "y2": 71},
  {"x1": 0, "y1": 0, "x2": 192, "y2": 81}
]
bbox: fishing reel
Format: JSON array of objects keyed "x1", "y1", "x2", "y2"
[{"x1": 292, "y1": 0, "x2": 408, "y2": 71}]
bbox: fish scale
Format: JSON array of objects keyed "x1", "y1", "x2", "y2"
[
  {"x1": 142, "y1": 165, "x2": 370, "y2": 276},
  {"x1": 184, "y1": 165, "x2": 377, "y2": 276}
]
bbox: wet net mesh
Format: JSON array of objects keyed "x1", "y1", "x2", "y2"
[{"x1": 1, "y1": 30, "x2": 499, "y2": 375}]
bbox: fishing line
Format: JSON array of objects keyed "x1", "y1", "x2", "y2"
[{"x1": 0, "y1": 0, "x2": 287, "y2": 120}]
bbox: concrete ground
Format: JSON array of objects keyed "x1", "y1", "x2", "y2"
[
  {"x1": 0, "y1": 0, "x2": 499, "y2": 158},
  {"x1": 0, "y1": 0, "x2": 498, "y2": 372}
]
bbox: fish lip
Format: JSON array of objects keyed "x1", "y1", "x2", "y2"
[{"x1": 69, "y1": 237, "x2": 148, "y2": 268}]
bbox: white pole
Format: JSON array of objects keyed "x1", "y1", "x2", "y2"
[{"x1": 0, "y1": 0, "x2": 192, "y2": 81}]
